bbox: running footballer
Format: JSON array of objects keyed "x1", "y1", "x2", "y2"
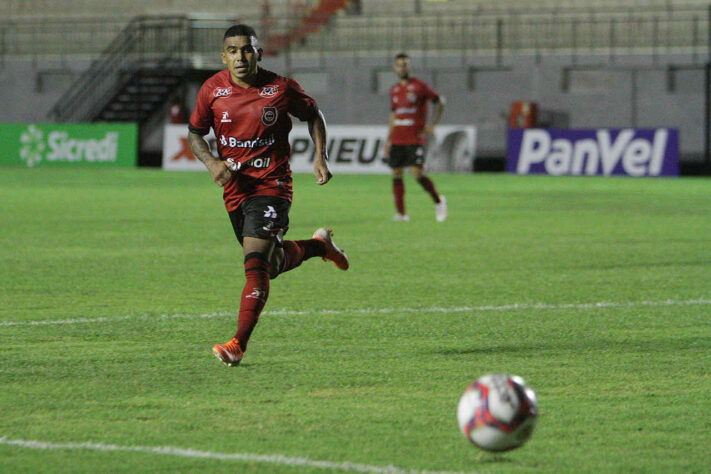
[{"x1": 188, "y1": 24, "x2": 349, "y2": 367}]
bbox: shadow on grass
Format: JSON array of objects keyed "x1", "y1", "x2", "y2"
[{"x1": 435, "y1": 335, "x2": 710, "y2": 356}]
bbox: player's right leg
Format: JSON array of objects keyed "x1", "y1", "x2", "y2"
[
  {"x1": 410, "y1": 165, "x2": 446, "y2": 222},
  {"x1": 391, "y1": 164, "x2": 408, "y2": 221},
  {"x1": 213, "y1": 198, "x2": 285, "y2": 366}
]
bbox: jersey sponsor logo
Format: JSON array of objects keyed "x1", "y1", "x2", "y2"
[
  {"x1": 395, "y1": 107, "x2": 417, "y2": 115},
  {"x1": 214, "y1": 87, "x2": 232, "y2": 98},
  {"x1": 259, "y1": 85, "x2": 279, "y2": 97},
  {"x1": 394, "y1": 118, "x2": 415, "y2": 126},
  {"x1": 243, "y1": 156, "x2": 272, "y2": 169},
  {"x1": 407, "y1": 92, "x2": 417, "y2": 103},
  {"x1": 261, "y1": 106, "x2": 278, "y2": 126},
  {"x1": 221, "y1": 111, "x2": 232, "y2": 123},
  {"x1": 219, "y1": 134, "x2": 276, "y2": 148}
]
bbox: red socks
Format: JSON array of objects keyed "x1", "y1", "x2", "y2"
[
  {"x1": 280, "y1": 239, "x2": 327, "y2": 274},
  {"x1": 235, "y1": 252, "x2": 270, "y2": 352},
  {"x1": 393, "y1": 177, "x2": 405, "y2": 214},
  {"x1": 417, "y1": 176, "x2": 441, "y2": 204}
]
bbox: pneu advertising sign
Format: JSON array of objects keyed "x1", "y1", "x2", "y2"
[
  {"x1": 0, "y1": 123, "x2": 137, "y2": 167},
  {"x1": 507, "y1": 128, "x2": 679, "y2": 177},
  {"x1": 289, "y1": 125, "x2": 476, "y2": 174},
  {"x1": 163, "y1": 124, "x2": 477, "y2": 173}
]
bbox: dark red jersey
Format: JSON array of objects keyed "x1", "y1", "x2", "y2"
[
  {"x1": 389, "y1": 77, "x2": 439, "y2": 146},
  {"x1": 189, "y1": 68, "x2": 318, "y2": 211}
]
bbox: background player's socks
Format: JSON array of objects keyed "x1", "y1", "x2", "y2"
[
  {"x1": 393, "y1": 177, "x2": 406, "y2": 215},
  {"x1": 235, "y1": 252, "x2": 270, "y2": 352},
  {"x1": 280, "y1": 239, "x2": 327, "y2": 274},
  {"x1": 417, "y1": 176, "x2": 441, "y2": 204}
]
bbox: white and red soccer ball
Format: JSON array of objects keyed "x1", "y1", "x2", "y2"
[{"x1": 457, "y1": 374, "x2": 538, "y2": 452}]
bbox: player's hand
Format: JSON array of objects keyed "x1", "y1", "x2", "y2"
[
  {"x1": 208, "y1": 159, "x2": 232, "y2": 187},
  {"x1": 384, "y1": 140, "x2": 391, "y2": 158},
  {"x1": 314, "y1": 155, "x2": 332, "y2": 185},
  {"x1": 420, "y1": 125, "x2": 436, "y2": 139}
]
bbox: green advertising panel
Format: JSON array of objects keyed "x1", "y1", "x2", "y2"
[{"x1": 0, "y1": 123, "x2": 137, "y2": 167}]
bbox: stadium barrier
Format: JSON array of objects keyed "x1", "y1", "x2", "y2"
[
  {"x1": 0, "y1": 123, "x2": 137, "y2": 167},
  {"x1": 162, "y1": 124, "x2": 476, "y2": 173},
  {"x1": 507, "y1": 128, "x2": 679, "y2": 177}
]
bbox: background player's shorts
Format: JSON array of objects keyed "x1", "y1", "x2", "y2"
[
  {"x1": 228, "y1": 196, "x2": 291, "y2": 245},
  {"x1": 388, "y1": 144, "x2": 425, "y2": 168}
]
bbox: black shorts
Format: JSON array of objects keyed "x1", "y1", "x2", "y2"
[
  {"x1": 228, "y1": 196, "x2": 290, "y2": 245},
  {"x1": 388, "y1": 144, "x2": 425, "y2": 168}
]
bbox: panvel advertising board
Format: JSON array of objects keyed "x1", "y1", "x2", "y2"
[
  {"x1": 507, "y1": 128, "x2": 679, "y2": 177},
  {"x1": 0, "y1": 123, "x2": 137, "y2": 167}
]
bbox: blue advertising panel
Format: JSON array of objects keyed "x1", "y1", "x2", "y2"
[{"x1": 507, "y1": 128, "x2": 679, "y2": 177}]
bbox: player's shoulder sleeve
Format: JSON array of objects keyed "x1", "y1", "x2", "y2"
[
  {"x1": 419, "y1": 79, "x2": 440, "y2": 102},
  {"x1": 389, "y1": 85, "x2": 397, "y2": 110},
  {"x1": 188, "y1": 78, "x2": 215, "y2": 136},
  {"x1": 285, "y1": 77, "x2": 318, "y2": 122}
]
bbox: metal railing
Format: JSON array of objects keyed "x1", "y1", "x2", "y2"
[{"x1": 49, "y1": 16, "x2": 189, "y2": 122}]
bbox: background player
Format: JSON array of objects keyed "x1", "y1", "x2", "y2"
[
  {"x1": 187, "y1": 24, "x2": 349, "y2": 367},
  {"x1": 384, "y1": 52, "x2": 447, "y2": 222}
]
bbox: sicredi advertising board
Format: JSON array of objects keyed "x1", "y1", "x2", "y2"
[
  {"x1": 162, "y1": 124, "x2": 476, "y2": 173},
  {"x1": 0, "y1": 123, "x2": 137, "y2": 167},
  {"x1": 507, "y1": 128, "x2": 679, "y2": 177}
]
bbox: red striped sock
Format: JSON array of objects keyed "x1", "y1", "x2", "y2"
[
  {"x1": 280, "y1": 239, "x2": 327, "y2": 274},
  {"x1": 393, "y1": 177, "x2": 405, "y2": 214},
  {"x1": 417, "y1": 176, "x2": 441, "y2": 203},
  {"x1": 235, "y1": 253, "x2": 270, "y2": 352}
]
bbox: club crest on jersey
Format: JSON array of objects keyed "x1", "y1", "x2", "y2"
[
  {"x1": 220, "y1": 111, "x2": 232, "y2": 123},
  {"x1": 259, "y1": 85, "x2": 279, "y2": 97},
  {"x1": 261, "y1": 107, "x2": 278, "y2": 126},
  {"x1": 214, "y1": 87, "x2": 232, "y2": 98}
]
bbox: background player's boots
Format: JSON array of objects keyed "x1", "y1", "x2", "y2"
[
  {"x1": 435, "y1": 196, "x2": 447, "y2": 222},
  {"x1": 313, "y1": 228, "x2": 349, "y2": 270},
  {"x1": 212, "y1": 337, "x2": 244, "y2": 366},
  {"x1": 392, "y1": 213, "x2": 410, "y2": 222}
]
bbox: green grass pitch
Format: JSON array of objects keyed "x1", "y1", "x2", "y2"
[{"x1": 1, "y1": 167, "x2": 709, "y2": 473}]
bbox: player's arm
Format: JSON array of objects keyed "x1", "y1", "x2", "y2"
[
  {"x1": 385, "y1": 111, "x2": 396, "y2": 158},
  {"x1": 187, "y1": 131, "x2": 231, "y2": 187},
  {"x1": 308, "y1": 109, "x2": 332, "y2": 185},
  {"x1": 424, "y1": 96, "x2": 446, "y2": 135}
]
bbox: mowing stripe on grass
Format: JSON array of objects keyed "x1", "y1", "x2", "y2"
[
  {"x1": 0, "y1": 437, "x2": 465, "y2": 474},
  {"x1": 1, "y1": 298, "x2": 710, "y2": 327}
]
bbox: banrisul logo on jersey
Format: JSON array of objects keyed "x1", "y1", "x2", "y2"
[
  {"x1": 0, "y1": 123, "x2": 137, "y2": 167},
  {"x1": 507, "y1": 128, "x2": 679, "y2": 177}
]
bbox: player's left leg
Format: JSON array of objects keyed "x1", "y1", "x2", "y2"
[
  {"x1": 212, "y1": 235, "x2": 274, "y2": 367},
  {"x1": 410, "y1": 165, "x2": 447, "y2": 222}
]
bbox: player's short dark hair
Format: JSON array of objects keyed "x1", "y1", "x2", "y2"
[
  {"x1": 394, "y1": 53, "x2": 409, "y2": 61},
  {"x1": 223, "y1": 24, "x2": 258, "y2": 41}
]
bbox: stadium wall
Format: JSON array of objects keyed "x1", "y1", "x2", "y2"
[{"x1": 1, "y1": 52, "x2": 706, "y2": 165}]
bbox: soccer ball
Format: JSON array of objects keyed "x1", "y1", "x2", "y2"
[{"x1": 457, "y1": 374, "x2": 538, "y2": 452}]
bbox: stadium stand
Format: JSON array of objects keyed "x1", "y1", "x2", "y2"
[{"x1": 1, "y1": 0, "x2": 710, "y2": 170}]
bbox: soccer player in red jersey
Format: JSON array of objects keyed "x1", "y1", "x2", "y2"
[
  {"x1": 187, "y1": 24, "x2": 349, "y2": 367},
  {"x1": 384, "y1": 53, "x2": 447, "y2": 222}
]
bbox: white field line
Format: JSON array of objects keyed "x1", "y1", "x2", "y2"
[
  {"x1": 1, "y1": 298, "x2": 710, "y2": 328},
  {"x1": 0, "y1": 437, "x2": 466, "y2": 474}
]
